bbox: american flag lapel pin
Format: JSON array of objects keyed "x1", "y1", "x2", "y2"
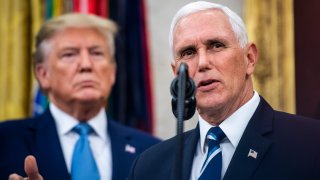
[
  {"x1": 248, "y1": 149, "x2": 258, "y2": 159},
  {"x1": 125, "y1": 144, "x2": 136, "y2": 154}
]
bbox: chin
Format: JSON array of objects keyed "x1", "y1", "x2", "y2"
[
  {"x1": 74, "y1": 90, "x2": 107, "y2": 103},
  {"x1": 197, "y1": 97, "x2": 225, "y2": 110},
  {"x1": 75, "y1": 94, "x2": 102, "y2": 102}
]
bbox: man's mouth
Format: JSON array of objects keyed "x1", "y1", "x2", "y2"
[
  {"x1": 198, "y1": 79, "x2": 216, "y2": 87},
  {"x1": 197, "y1": 79, "x2": 219, "y2": 91},
  {"x1": 76, "y1": 80, "x2": 97, "y2": 88}
]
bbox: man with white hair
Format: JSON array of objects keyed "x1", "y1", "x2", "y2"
[
  {"x1": 0, "y1": 13, "x2": 160, "y2": 180},
  {"x1": 129, "y1": 1, "x2": 320, "y2": 180}
]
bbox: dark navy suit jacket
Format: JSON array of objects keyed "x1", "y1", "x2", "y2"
[
  {"x1": 129, "y1": 97, "x2": 320, "y2": 180},
  {"x1": 0, "y1": 109, "x2": 160, "y2": 180}
]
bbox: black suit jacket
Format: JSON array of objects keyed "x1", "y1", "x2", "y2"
[
  {"x1": 129, "y1": 97, "x2": 320, "y2": 180},
  {"x1": 0, "y1": 109, "x2": 160, "y2": 180}
]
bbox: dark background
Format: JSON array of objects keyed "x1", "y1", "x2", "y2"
[{"x1": 294, "y1": 0, "x2": 320, "y2": 119}]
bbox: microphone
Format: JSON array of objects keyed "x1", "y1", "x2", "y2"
[
  {"x1": 170, "y1": 63, "x2": 196, "y2": 120},
  {"x1": 170, "y1": 63, "x2": 196, "y2": 180}
]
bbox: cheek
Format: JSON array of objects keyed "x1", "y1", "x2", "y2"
[
  {"x1": 177, "y1": 61, "x2": 198, "y2": 78},
  {"x1": 188, "y1": 67, "x2": 197, "y2": 78},
  {"x1": 50, "y1": 62, "x2": 75, "y2": 76},
  {"x1": 234, "y1": 58, "x2": 247, "y2": 76},
  {"x1": 47, "y1": 64, "x2": 79, "y2": 92},
  {"x1": 226, "y1": 59, "x2": 247, "y2": 88},
  {"x1": 51, "y1": 69, "x2": 73, "y2": 86},
  {"x1": 222, "y1": 52, "x2": 245, "y2": 73},
  {"x1": 100, "y1": 66, "x2": 115, "y2": 86}
]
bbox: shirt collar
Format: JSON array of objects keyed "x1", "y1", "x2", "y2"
[
  {"x1": 50, "y1": 103, "x2": 108, "y2": 141},
  {"x1": 199, "y1": 91, "x2": 260, "y2": 153}
]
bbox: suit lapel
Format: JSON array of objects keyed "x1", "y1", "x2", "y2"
[
  {"x1": 223, "y1": 126, "x2": 272, "y2": 180},
  {"x1": 224, "y1": 97, "x2": 274, "y2": 180},
  {"x1": 108, "y1": 120, "x2": 140, "y2": 180},
  {"x1": 108, "y1": 120, "x2": 124, "y2": 180},
  {"x1": 182, "y1": 125, "x2": 200, "y2": 180},
  {"x1": 26, "y1": 109, "x2": 70, "y2": 179}
]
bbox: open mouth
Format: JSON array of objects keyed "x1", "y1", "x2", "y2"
[
  {"x1": 197, "y1": 79, "x2": 219, "y2": 91},
  {"x1": 197, "y1": 79, "x2": 216, "y2": 88}
]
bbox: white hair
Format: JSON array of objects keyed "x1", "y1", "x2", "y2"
[{"x1": 169, "y1": 1, "x2": 248, "y2": 56}]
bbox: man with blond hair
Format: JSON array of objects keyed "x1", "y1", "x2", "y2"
[{"x1": 0, "y1": 13, "x2": 160, "y2": 180}]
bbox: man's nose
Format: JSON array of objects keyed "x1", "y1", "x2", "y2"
[
  {"x1": 198, "y1": 51, "x2": 210, "y2": 72},
  {"x1": 79, "y1": 52, "x2": 93, "y2": 72}
]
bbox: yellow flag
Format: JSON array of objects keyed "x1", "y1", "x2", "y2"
[{"x1": 0, "y1": 0, "x2": 43, "y2": 121}]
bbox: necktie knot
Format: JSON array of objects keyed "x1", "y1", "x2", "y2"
[
  {"x1": 73, "y1": 123, "x2": 93, "y2": 136},
  {"x1": 206, "y1": 126, "x2": 226, "y2": 143}
]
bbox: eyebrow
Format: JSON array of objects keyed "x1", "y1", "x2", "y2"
[
  {"x1": 59, "y1": 45, "x2": 104, "y2": 51},
  {"x1": 88, "y1": 45, "x2": 104, "y2": 51},
  {"x1": 176, "y1": 44, "x2": 196, "y2": 56},
  {"x1": 203, "y1": 38, "x2": 228, "y2": 46},
  {"x1": 59, "y1": 47, "x2": 79, "y2": 52}
]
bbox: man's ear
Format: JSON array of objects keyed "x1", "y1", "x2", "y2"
[
  {"x1": 245, "y1": 43, "x2": 258, "y2": 76},
  {"x1": 171, "y1": 62, "x2": 176, "y2": 74},
  {"x1": 35, "y1": 64, "x2": 50, "y2": 91}
]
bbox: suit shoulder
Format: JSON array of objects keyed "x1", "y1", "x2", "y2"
[
  {"x1": 138, "y1": 129, "x2": 196, "y2": 157},
  {"x1": 274, "y1": 111, "x2": 320, "y2": 126},
  {"x1": 272, "y1": 111, "x2": 320, "y2": 139},
  {"x1": 0, "y1": 117, "x2": 34, "y2": 134},
  {"x1": 0, "y1": 113, "x2": 49, "y2": 140},
  {"x1": 108, "y1": 119, "x2": 161, "y2": 143}
]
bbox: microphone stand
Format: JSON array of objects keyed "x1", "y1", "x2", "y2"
[
  {"x1": 171, "y1": 63, "x2": 196, "y2": 180},
  {"x1": 174, "y1": 64, "x2": 187, "y2": 180}
]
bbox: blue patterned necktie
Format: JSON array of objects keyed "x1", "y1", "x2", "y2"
[
  {"x1": 71, "y1": 123, "x2": 100, "y2": 180},
  {"x1": 198, "y1": 126, "x2": 226, "y2": 180}
]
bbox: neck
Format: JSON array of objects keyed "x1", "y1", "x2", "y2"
[
  {"x1": 52, "y1": 100, "x2": 104, "y2": 121},
  {"x1": 69, "y1": 105, "x2": 102, "y2": 121}
]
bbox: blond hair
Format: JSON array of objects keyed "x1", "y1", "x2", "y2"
[{"x1": 33, "y1": 13, "x2": 118, "y2": 66}]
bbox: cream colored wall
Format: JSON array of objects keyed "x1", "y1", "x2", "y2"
[{"x1": 146, "y1": 0, "x2": 244, "y2": 139}]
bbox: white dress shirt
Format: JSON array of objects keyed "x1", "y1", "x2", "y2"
[
  {"x1": 190, "y1": 91, "x2": 260, "y2": 180},
  {"x1": 50, "y1": 103, "x2": 112, "y2": 180}
]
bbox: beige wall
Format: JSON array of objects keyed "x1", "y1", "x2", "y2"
[{"x1": 146, "y1": 0, "x2": 244, "y2": 139}]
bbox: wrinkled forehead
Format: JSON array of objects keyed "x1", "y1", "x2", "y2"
[
  {"x1": 40, "y1": 27, "x2": 109, "y2": 60},
  {"x1": 171, "y1": 9, "x2": 234, "y2": 48},
  {"x1": 173, "y1": 10, "x2": 235, "y2": 45}
]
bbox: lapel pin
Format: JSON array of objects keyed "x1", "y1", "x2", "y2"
[
  {"x1": 248, "y1": 149, "x2": 258, "y2": 159},
  {"x1": 125, "y1": 144, "x2": 136, "y2": 154}
]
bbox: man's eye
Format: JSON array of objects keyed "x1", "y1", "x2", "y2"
[
  {"x1": 91, "y1": 51, "x2": 104, "y2": 56},
  {"x1": 62, "y1": 52, "x2": 76, "y2": 58},
  {"x1": 210, "y1": 42, "x2": 225, "y2": 50},
  {"x1": 181, "y1": 49, "x2": 195, "y2": 58}
]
